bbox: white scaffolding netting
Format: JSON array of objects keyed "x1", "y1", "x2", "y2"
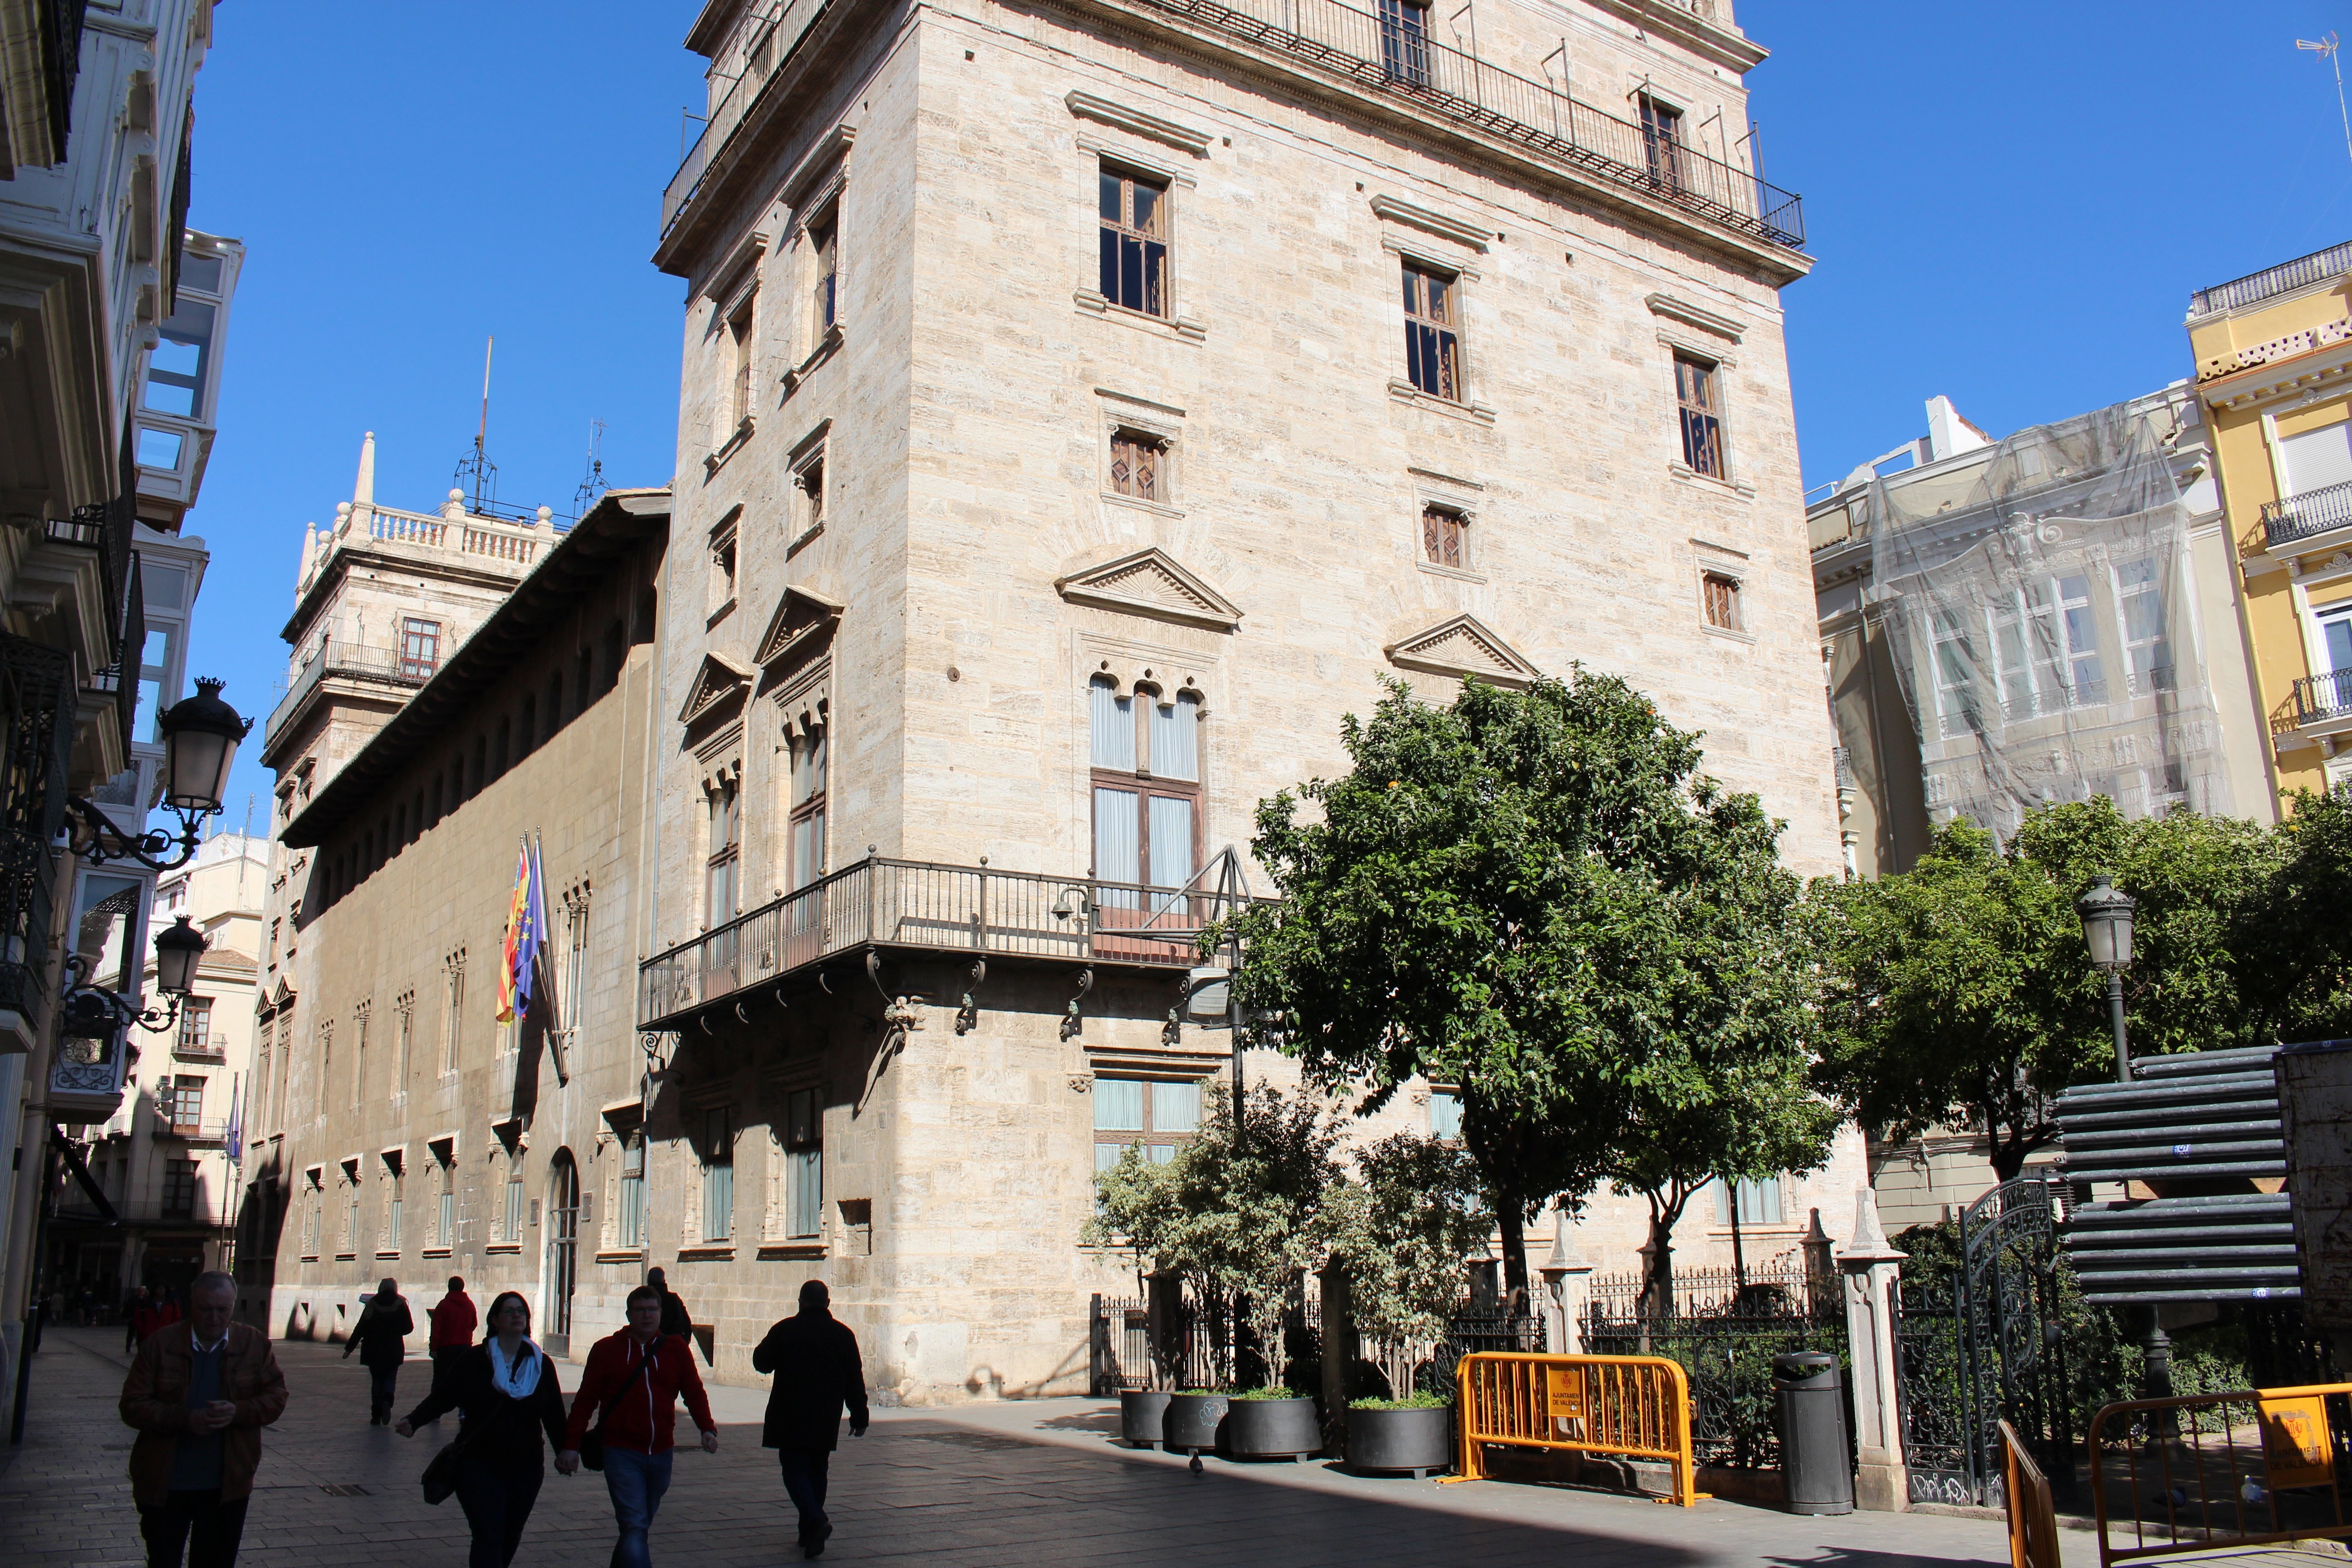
[{"x1": 1862, "y1": 402, "x2": 2231, "y2": 835}]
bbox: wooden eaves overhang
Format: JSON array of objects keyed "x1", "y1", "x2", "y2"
[{"x1": 279, "y1": 488, "x2": 672, "y2": 850}]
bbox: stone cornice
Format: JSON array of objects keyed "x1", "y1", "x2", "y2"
[
  {"x1": 1370, "y1": 194, "x2": 1490, "y2": 252},
  {"x1": 1646, "y1": 291, "x2": 1747, "y2": 342},
  {"x1": 1064, "y1": 90, "x2": 1211, "y2": 156},
  {"x1": 2199, "y1": 334, "x2": 2352, "y2": 414},
  {"x1": 1585, "y1": 0, "x2": 1769, "y2": 74}
]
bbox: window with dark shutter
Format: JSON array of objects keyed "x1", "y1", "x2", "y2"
[
  {"x1": 1110, "y1": 432, "x2": 1162, "y2": 501},
  {"x1": 1422, "y1": 505, "x2": 1467, "y2": 568}
]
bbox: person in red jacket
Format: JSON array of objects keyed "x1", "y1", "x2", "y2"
[
  {"x1": 561, "y1": 1285, "x2": 717, "y2": 1568},
  {"x1": 426, "y1": 1275, "x2": 479, "y2": 1412}
]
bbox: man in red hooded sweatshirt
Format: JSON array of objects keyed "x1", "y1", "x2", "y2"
[{"x1": 562, "y1": 1284, "x2": 717, "y2": 1568}]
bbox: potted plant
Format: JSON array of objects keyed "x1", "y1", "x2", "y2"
[
  {"x1": 1225, "y1": 1384, "x2": 1323, "y2": 1461},
  {"x1": 1161, "y1": 1388, "x2": 1229, "y2": 1458},
  {"x1": 1327, "y1": 1132, "x2": 1490, "y2": 1476},
  {"x1": 1088, "y1": 1149, "x2": 1191, "y2": 1448}
]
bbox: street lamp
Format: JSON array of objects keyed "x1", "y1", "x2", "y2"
[
  {"x1": 66, "y1": 678, "x2": 251, "y2": 872},
  {"x1": 2077, "y1": 874, "x2": 2138, "y2": 1084}
]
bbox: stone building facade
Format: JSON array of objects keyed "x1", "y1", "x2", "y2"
[{"x1": 262, "y1": 0, "x2": 1860, "y2": 1400}]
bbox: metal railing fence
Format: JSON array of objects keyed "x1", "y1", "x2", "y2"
[
  {"x1": 2297, "y1": 669, "x2": 2352, "y2": 724},
  {"x1": 2264, "y1": 477, "x2": 2352, "y2": 549},
  {"x1": 2191, "y1": 241, "x2": 2352, "y2": 317}
]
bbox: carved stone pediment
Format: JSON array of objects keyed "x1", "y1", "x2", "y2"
[
  {"x1": 755, "y1": 584, "x2": 844, "y2": 669},
  {"x1": 1384, "y1": 614, "x2": 1539, "y2": 688},
  {"x1": 1055, "y1": 547, "x2": 1241, "y2": 632},
  {"x1": 677, "y1": 651, "x2": 754, "y2": 726}
]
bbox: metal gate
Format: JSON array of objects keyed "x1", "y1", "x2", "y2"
[{"x1": 1893, "y1": 1177, "x2": 2076, "y2": 1507}]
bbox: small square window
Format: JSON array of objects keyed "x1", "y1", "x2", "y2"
[
  {"x1": 1109, "y1": 431, "x2": 1162, "y2": 501},
  {"x1": 1422, "y1": 505, "x2": 1468, "y2": 569},
  {"x1": 1701, "y1": 572, "x2": 1741, "y2": 631}
]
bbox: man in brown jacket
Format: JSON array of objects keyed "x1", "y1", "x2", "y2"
[{"x1": 118, "y1": 1270, "x2": 288, "y2": 1567}]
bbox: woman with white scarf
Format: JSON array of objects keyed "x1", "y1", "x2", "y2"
[{"x1": 396, "y1": 1290, "x2": 576, "y2": 1567}]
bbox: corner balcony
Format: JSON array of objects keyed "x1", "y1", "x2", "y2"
[
  {"x1": 637, "y1": 853, "x2": 1266, "y2": 1032},
  {"x1": 263, "y1": 638, "x2": 428, "y2": 753},
  {"x1": 2262, "y1": 479, "x2": 2352, "y2": 554},
  {"x1": 152, "y1": 1117, "x2": 231, "y2": 1148},
  {"x1": 2294, "y1": 668, "x2": 2352, "y2": 736},
  {"x1": 660, "y1": 0, "x2": 1802, "y2": 260}
]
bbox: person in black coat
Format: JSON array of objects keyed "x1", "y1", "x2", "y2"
[
  {"x1": 343, "y1": 1276, "x2": 415, "y2": 1424},
  {"x1": 396, "y1": 1290, "x2": 576, "y2": 1568},
  {"x1": 752, "y1": 1279, "x2": 869, "y2": 1559}
]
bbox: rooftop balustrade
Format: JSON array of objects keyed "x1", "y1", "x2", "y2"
[
  {"x1": 2190, "y1": 240, "x2": 2352, "y2": 318},
  {"x1": 660, "y1": 0, "x2": 1802, "y2": 253},
  {"x1": 638, "y1": 853, "x2": 1270, "y2": 1030}
]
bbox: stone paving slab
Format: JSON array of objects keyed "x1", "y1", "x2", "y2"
[{"x1": 0, "y1": 1326, "x2": 2107, "y2": 1567}]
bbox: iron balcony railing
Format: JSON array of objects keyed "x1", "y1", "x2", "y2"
[
  {"x1": 265, "y1": 639, "x2": 428, "y2": 747},
  {"x1": 2262, "y1": 478, "x2": 2352, "y2": 549},
  {"x1": 2296, "y1": 668, "x2": 2352, "y2": 724},
  {"x1": 638, "y1": 853, "x2": 1269, "y2": 1029},
  {"x1": 658, "y1": 0, "x2": 1802, "y2": 252},
  {"x1": 2190, "y1": 240, "x2": 2352, "y2": 318},
  {"x1": 663, "y1": 0, "x2": 823, "y2": 234}
]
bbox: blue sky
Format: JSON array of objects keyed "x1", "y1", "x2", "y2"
[{"x1": 180, "y1": 1, "x2": 2352, "y2": 822}]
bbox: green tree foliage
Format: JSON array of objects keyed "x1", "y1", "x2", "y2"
[
  {"x1": 1321, "y1": 1133, "x2": 1489, "y2": 1346},
  {"x1": 1083, "y1": 1081, "x2": 1344, "y2": 1377},
  {"x1": 1219, "y1": 671, "x2": 1831, "y2": 1298},
  {"x1": 1809, "y1": 794, "x2": 2352, "y2": 1182}
]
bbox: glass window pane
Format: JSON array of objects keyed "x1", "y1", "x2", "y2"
[
  {"x1": 136, "y1": 428, "x2": 184, "y2": 470},
  {"x1": 1150, "y1": 696, "x2": 1198, "y2": 781},
  {"x1": 1100, "y1": 172, "x2": 1121, "y2": 221},
  {"x1": 1095, "y1": 1142, "x2": 1123, "y2": 1172},
  {"x1": 142, "y1": 377, "x2": 196, "y2": 416},
  {"x1": 1430, "y1": 1090, "x2": 1463, "y2": 1140},
  {"x1": 1147, "y1": 1144, "x2": 1176, "y2": 1164},
  {"x1": 1099, "y1": 226, "x2": 1119, "y2": 302},
  {"x1": 141, "y1": 563, "x2": 187, "y2": 610},
  {"x1": 1094, "y1": 1078, "x2": 1143, "y2": 1131},
  {"x1": 1132, "y1": 184, "x2": 1158, "y2": 234},
  {"x1": 2327, "y1": 616, "x2": 2352, "y2": 673},
  {"x1": 1090, "y1": 678, "x2": 1136, "y2": 769},
  {"x1": 1148, "y1": 795, "x2": 1193, "y2": 889},
  {"x1": 1154, "y1": 1079, "x2": 1201, "y2": 1133}
]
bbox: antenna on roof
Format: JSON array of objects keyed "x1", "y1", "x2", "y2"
[
  {"x1": 573, "y1": 417, "x2": 608, "y2": 517},
  {"x1": 2299, "y1": 34, "x2": 2352, "y2": 178},
  {"x1": 453, "y1": 335, "x2": 499, "y2": 514}
]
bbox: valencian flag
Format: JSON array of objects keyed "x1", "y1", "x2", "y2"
[
  {"x1": 225, "y1": 1073, "x2": 242, "y2": 1163},
  {"x1": 496, "y1": 833, "x2": 549, "y2": 1023}
]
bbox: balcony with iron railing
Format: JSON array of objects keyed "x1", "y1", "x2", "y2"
[
  {"x1": 2296, "y1": 668, "x2": 2352, "y2": 727},
  {"x1": 264, "y1": 638, "x2": 429, "y2": 748},
  {"x1": 171, "y1": 1034, "x2": 229, "y2": 1064},
  {"x1": 638, "y1": 853, "x2": 1269, "y2": 1030},
  {"x1": 660, "y1": 0, "x2": 1802, "y2": 255},
  {"x1": 2262, "y1": 479, "x2": 2352, "y2": 551},
  {"x1": 2190, "y1": 240, "x2": 2352, "y2": 318}
]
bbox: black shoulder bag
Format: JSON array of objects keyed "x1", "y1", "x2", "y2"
[{"x1": 580, "y1": 1345, "x2": 655, "y2": 1473}]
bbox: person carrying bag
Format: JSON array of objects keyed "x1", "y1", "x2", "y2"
[{"x1": 395, "y1": 1291, "x2": 574, "y2": 1568}]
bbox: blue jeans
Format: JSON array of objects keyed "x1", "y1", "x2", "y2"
[{"x1": 602, "y1": 1446, "x2": 673, "y2": 1568}]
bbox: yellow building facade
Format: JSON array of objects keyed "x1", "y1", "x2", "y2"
[{"x1": 2191, "y1": 241, "x2": 2352, "y2": 808}]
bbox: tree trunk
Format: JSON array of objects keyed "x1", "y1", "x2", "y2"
[
  {"x1": 1638, "y1": 1202, "x2": 1676, "y2": 1319},
  {"x1": 1987, "y1": 1107, "x2": 2026, "y2": 1184},
  {"x1": 1498, "y1": 1199, "x2": 1529, "y2": 1298}
]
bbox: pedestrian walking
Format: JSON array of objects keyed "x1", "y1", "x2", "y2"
[
  {"x1": 395, "y1": 1291, "x2": 576, "y2": 1568},
  {"x1": 752, "y1": 1280, "x2": 869, "y2": 1559},
  {"x1": 342, "y1": 1277, "x2": 414, "y2": 1425},
  {"x1": 132, "y1": 1287, "x2": 181, "y2": 1350},
  {"x1": 644, "y1": 1266, "x2": 694, "y2": 1341},
  {"x1": 427, "y1": 1275, "x2": 479, "y2": 1412},
  {"x1": 117, "y1": 1269, "x2": 288, "y2": 1568},
  {"x1": 126, "y1": 1285, "x2": 154, "y2": 1352},
  {"x1": 560, "y1": 1284, "x2": 719, "y2": 1568}
]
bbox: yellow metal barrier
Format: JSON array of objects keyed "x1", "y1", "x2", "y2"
[
  {"x1": 2088, "y1": 1382, "x2": 2352, "y2": 1568},
  {"x1": 1454, "y1": 1351, "x2": 1701, "y2": 1506},
  {"x1": 2000, "y1": 1421, "x2": 2063, "y2": 1568}
]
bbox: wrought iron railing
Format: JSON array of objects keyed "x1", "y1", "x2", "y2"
[
  {"x1": 639, "y1": 853, "x2": 1268, "y2": 1028},
  {"x1": 658, "y1": 0, "x2": 1802, "y2": 252},
  {"x1": 265, "y1": 639, "x2": 427, "y2": 746},
  {"x1": 2297, "y1": 668, "x2": 2352, "y2": 723},
  {"x1": 2264, "y1": 477, "x2": 2352, "y2": 549},
  {"x1": 663, "y1": 0, "x2": 825, "y2": 234},
  {"x1": 2191, "y1": 240, "x2": 2352, "y2": 318}
]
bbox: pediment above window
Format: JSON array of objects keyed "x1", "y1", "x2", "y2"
[
  {"x1": 755, "y1": 584, "x2": 844, "y2": 669},
  {"x1": 678, "y1": 651, "x2": 754, "y2": 726},
  {"x1": 1384, "y1": 613, "x2": 1539, "y2": 688},
  {"x1": 1055, "y1": 547, "x2": 1241, "y2": 632}
]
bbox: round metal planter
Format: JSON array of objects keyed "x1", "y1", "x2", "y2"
[
  {"x1": 1161, "y1": 1392, "x2": 1229, "y2": 1455},
  {"x1": 1224, "y1": 1395, "x2": 1323, "y2": 1461},
  {"x1": 1345, "y1": 1406, "x2": 1453, "y2": 1478},
  {"x1": 1118, "y1": 1390, "x2": 1171, "y2": 1449}
]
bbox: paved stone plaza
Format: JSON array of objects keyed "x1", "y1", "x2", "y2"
[{"x1": 0, "y1": 1327, "x2": 2135, "y2": 1568}]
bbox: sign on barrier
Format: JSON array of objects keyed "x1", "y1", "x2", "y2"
[
  {"x1": 2089, "y1": 1382, "x2": 2352, "y2": 1568},
  {"x1": 1454, "y1": 1351, "x2": 1700, "y2": 1506}
]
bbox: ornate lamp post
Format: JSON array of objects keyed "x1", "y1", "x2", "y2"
[
  {"x1": 65, "y1": 678, "x2": 251, "y2": 872},
  {"x1": 2077, "y1": 874, "x2": 2138, "y2": 1084}
]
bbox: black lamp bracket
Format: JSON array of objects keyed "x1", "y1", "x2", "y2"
[
  {"x1": 61, "y1": 951, "x2": 186, "y2": 1036},
  {"x1": 63, "y1": 796, "x2": 206, "y2": 873}
]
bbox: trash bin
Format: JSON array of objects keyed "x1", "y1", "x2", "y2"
[{"x1": 1773, "y1": 1350, "x2": 1854, "y2": 1515}]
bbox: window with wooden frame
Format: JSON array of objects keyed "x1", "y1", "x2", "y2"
[
  {"x1": 1675, "y1": 352, "x2": 1725, "y2": 478},
  {"x1": 784, "y1": 1088, "x2": 822, "y2": 1239},
  {"x1": 1401, "y1": 260, "x2": 1461, "y2": 401},
  {"x1": 1421, "y1": 504, "x2": 1468, "y2": 569},
  {"x1": 400, "y1": 617, "x2": 441, "y2": 680},
  {"x1": 1093, "y1": 1077, "x2": 1203, "y2": 1170},
  {"x1": 1108, "y1": 429, "x2": 1163, "y2": 502},
  {"x1": 1378, "y1": 0, "x2": 1431, "y2": 86},
  {"x1": 1701, "y1": 571, "x2": 1741, "y2": 632},
  {"x1": 727, "y1": 289, "x2": 758, "y2": 427},
  {"x1": 1639, "y1": 93, "x2": 1687, "y2": 191},
  {"x1": 503, "y1": 1157, "x2": 525, "y2": 1245},
  {"x1": 1429, "y1": 1088, "x2": 1464, "y2": 1141},
  {"x1": 810, "y1": 215, "x2": 838, "y2": 334},
  {"x1": 617, "y1": 1129, "x2": 646, "y2": 1250},
  {"x1": 1098, "y1": 165, "x2": 1170, "y2": 317},
  {"x1": 788, "y1": 727, "x2": 827, "y2": 891},
  {"x1": 705, "y1": 775, "x2": 741, "y2": 926},
  {"x1": 1089, "y1": 676, "x2": 1202, "y2": 907},
  {"x1": 176, "y1": 997, "x2": 212, "y2": 1054},
  {"x1": 168, "y1": 1074, "x2": 204, "y2": 1133},
  {"x1": 701, "y1": 1106, "x2": 735, "y2": 1243},
  {"x1": 1712, "y1": 1175, "x2": 1785, "y2": 1227},
  {"x1": 162, "y1": 1157, "x2": 198, "y2": 1220}
]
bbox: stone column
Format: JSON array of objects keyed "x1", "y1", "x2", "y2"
[{"x1": 1837, "y1": 1185, "x2": 1909, "y2": 1512}]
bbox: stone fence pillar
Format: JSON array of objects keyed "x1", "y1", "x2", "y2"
[
  {"x1": 1538, "y1": 1206, "x2": 1592, "y2": 1353},
  {"x1": 1837, "y1": 1185, "x2": 1909, "y2": 1512}
]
